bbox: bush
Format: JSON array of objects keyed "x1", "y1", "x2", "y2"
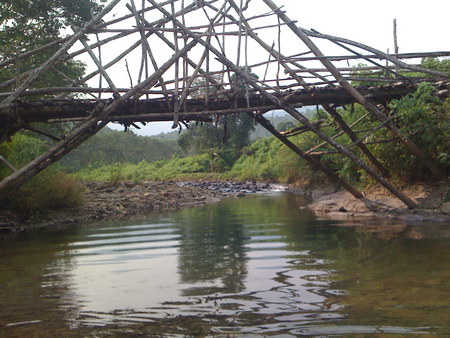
[
  {"x1": 370, "y1": 83, "x2": 450, "y2": 180},
  {"x1": 0, "y1": 133, "x2": 85, "y2": 215},
  {"x1": 9, "y1": 169, "x2": 85, "y2": 213},
  {"x1": 75, "y1": 153, "x2": 217, "y2": 183}
]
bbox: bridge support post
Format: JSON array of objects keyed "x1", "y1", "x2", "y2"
[
  {"x1": 149, "y1": 0, "x2": 417, "y2": 208},
  {"x1": 262, "y1": 0, "x2": 447, "y2": 182},
  {"x1": 250, "y1": 113, "x2": 364, "y2": 200},
  {"x1": 223, "y1": 0, "x2": 390, "y2": 177},
  {"x1": 0, "y1": 40, "x2": 198, "y2": 195}
]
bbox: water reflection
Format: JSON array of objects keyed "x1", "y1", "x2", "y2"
[{"x1": 0, "y1": 192, "x2": 449, "y2": 336}]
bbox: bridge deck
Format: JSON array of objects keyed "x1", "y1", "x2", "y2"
[{"x1": 2, "y1": 82, "x2": 446, "y2": 126}]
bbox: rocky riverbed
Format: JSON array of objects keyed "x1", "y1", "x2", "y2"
[
  {"x1": 1, "y1": 179, "x2": 448, "y2": 240},
  {"x1": 306, "y1": 182, "x2": 450, "y2": 223},
  {"x1": 0, "y1": 180, "x2": 279, "y2": 239}
]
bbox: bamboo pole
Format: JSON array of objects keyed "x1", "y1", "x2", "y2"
[
  {"x1": 0, "y1": 155, "x2": 17, "y2": 173},
  {"x1": 0, "y1": 40, "x2": 198, "y2": 194},
  {"x1": 127, "y1": 1, "x2": 172, "y2": 105},
  {"x1": 306, "y1": 113, "x2": 370, "y2": 154},
  {"x1": 263, "y1": 0, "x2": 447, "y2": 182},
  {"x1": 54, "y1": 0, "x2": 205, "y2": 98},
  {"x1": 309, "y1": 28, "x2": 407, "y2": 81},
  {"x1": 252, "y1": 113, "x2": 364, "y2": 199},
  {"x1": 171, "y1": 0, "x2": 181, "y2": 128},
  {"x1": 148, "y1": 0, "x2": 418, "y2": 208},
  {"x1": 284, "y1": 51, "x2": 450, "y2": 62},
  {"x1": 0, "y1": 0, "x2": 122, "y2": 108},
  {"x1": 302, "y1": 29, "x2": 448, "y2": 78},
  {"x1": 77, "y1": 31, "x2": 121, "y2": 99},
  {"x1": 226, "y1": 0, "x2": 388, "y2": 177},
  {"x1": 42, "y1": 103, "x2": 304, "y2": 123}
]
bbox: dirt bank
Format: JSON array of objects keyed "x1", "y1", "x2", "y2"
[
  {"x1": 306, "y1": 182, "x2": 450, "y2": 223},
  {"x1": 0, "y1": 180, "x2": 275, "y2": 239},
  {"x1": 1, "y1": 179, "x2": 448, "y2": 240}
]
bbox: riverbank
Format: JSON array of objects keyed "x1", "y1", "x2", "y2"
[
  {"x1": 1, "y1": 180, "x2": 449, "y2": 240},
  {"x1": 306, "y1": 181, "x2": 450, "y2": 223},
  {"x1": 0, "y1": 180, "x2": 275, "y2": 239}
]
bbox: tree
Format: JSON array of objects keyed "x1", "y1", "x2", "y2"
[
  {"x1": 0, "y1": 0, "x2": 104, "y2": 92},
  {"x1": 178, "y1": 69, "x2": 257, "y2": 154}
]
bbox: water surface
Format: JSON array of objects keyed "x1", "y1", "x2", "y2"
[{"x1": 1, "y1": 192, "x2": 449, "y2": 336}]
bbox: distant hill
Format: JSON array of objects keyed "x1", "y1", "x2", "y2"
[
  {"x1": 63, "y1": 108, "x2": 318, "y2": 170},
  {"x1": 62, "y1": 128, "x2": 182, "y2": 170},
  {"x1": 250, "y1": 107, "x2": 316, "y2": 141}
]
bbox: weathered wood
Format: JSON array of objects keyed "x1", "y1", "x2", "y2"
[
  {"x1": 281, "y1": 119, "x2": 327, "y2": 137},
  {"x1": 0, "y1": 155, "x2": 17, "y2": 173},
  {"x1": 0, "y1": 40, "x2": 199, "y2": 194},
  {"x1": 1, "y1": 0, "x2": 447, "y2": 209},
  {"x1": 263, "y1": 0, "x2": 447, "y2": 182},
  {"x1": 77, "y1": 31, "x2": 121, "y2": 99},
  {"x1": 149, "y1": 0, "x2": 419, "y2": 209},
  {"x1": 302, "y1": 29, "x2": 448, "y2": 78},
  {"x1": 127, "y1": 1, "x2": 172, "y2": 105},
  {"x1": 284, "y1": 51, "x2": 450, "y2": 62},
  {"x1": 393, "y1": 19, "x2": 399, "y2": 56},
  {"x1": 225, "y1": 0, "x2": 390, "y2": 177},
  {"x1": 1, "y1": 82, "x2": 437, "y2": 125},
  {"x1": 0, "y1": 0, "x2": 122, "y2": 108},
  {"x1": 306, "y1": 112, "x2": 370, "y2": 154},
  {"x1": 252, "y1": 113, "x2": 364, "y2": 199}
]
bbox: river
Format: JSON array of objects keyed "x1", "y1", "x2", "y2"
[{"x1": 1, "y1": 192, "x2": 449, "y2": 336}]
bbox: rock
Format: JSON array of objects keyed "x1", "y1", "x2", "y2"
[
  {"x1": 440, "y1": 202, "x2": 450, "y2": 215},
  {"x1": 103, "y1": 187, "x2": 116, "y2": 193}
]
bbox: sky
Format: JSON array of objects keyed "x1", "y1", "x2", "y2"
[{"x1": 94, "y1": 0, "x2": 449, "y2": 136}]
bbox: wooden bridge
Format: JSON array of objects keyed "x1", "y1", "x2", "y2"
[{"x1": 0, "y1": 0, "x2": 448, "y2": 209}]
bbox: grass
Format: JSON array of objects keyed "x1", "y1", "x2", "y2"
[
  {"x1": 74, "y1": 137, "x2": 326, "y2": 187},
  {"x1": 0, "y1": 134, "x2": 85, "y2": 216}
]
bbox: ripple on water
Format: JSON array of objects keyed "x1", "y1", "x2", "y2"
[{"x1": 0, "y1": 193, "x2": 448, "y2": 336}]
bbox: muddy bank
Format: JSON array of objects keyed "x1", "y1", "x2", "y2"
[
  {"x1": 306, "y1": 182, "x2": 450, "y2": 223},
  {"x1": 0, "y1": 180, "x2": 277, "y2": 239}
]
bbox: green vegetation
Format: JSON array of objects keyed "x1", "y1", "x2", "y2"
[
  {"x1": 0, "y1": 0, "x2": 104, "y2": 93},
  {"x1": 62, "y1": 128, "x2": 182, "y2": 171},
  {"x1": 0, "y1": 134, "x2": 85, "y2": 215},
  {"x1": 75, "y1": 79, "x2": 449, "y2": 187},
  {"x1": 74, "y1": 154, "x2": 219, "y2": 183},
  {"x1": 0, "y1": 0, "x2": 104, "y2": 215}
]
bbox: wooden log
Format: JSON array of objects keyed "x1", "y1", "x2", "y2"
[
  {"x1": 127, "y1": 1, "x2": 172, "y2": 105},
  {"x1": 226, "y1": 0, "x2": 389, "y2": 177},
  {"x1": 281, "y1": 119, "x2": 327, "y2": 136},
  {"x1": 302, "y1": 29, "x2": 448, "y2": 78},
  {"x1": 149, "y1": 0, "x2": 419, "y2": 209},
  {"x1": 263, "y1": 0, "x2": 447, "y2": 182},
  {"x1": 284, "y1": 51, "x2": 450, "y2": 62},
  {"x1": 252, "y1": 113, "x2": 364, "y2": 199},
  {"x1": 0, "y1": 155, "x2": 16, "y2": 173},
  {"x1": 77, "y1": 31, "x2": 121, "y2": 99},
  {"x1": 306, "y1": 112, "x2": 370, "y2": 154},
  {"x1": 2, "y1": 83, "x2": 433, "y2": 125},
  {"x1": 0, "y1": 40, "x2": 199, "y2": 194},
  {"x1": 55, "y1": 0, "x2": 207, "y2": 99},
  {"x1": 0, "y1": 0, "x2": 122, "y2": 108}
]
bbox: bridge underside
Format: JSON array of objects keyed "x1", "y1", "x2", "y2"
[
  {"x1": 2, "y1": 81, "x2": 441, "y2": 128},
  {"x1": 0, "y1": 0, "x2": 448, "y2": 208}
]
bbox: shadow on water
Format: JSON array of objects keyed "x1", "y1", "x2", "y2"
[{"x1": 0, "y1": 192, "x2": 449, "y2": 336}]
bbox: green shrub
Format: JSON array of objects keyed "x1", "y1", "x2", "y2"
[
  {"x1": 0, "y1": 133, "x2": 85, "y2": 215},
  {"x1": 11, "y1": 169, "x2": 85, "y2": 213}
]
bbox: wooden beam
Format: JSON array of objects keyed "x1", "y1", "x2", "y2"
[
  {"x1": 262, "y1": 0, "x2": 447, "y2": 182},
  {"x1": 149, "y1": 0, "x2": 419, "y2": 209}
]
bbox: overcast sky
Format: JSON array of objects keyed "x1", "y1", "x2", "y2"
[{"x1": 104, "y1": 0, "x2": 449, "y2": 136}]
